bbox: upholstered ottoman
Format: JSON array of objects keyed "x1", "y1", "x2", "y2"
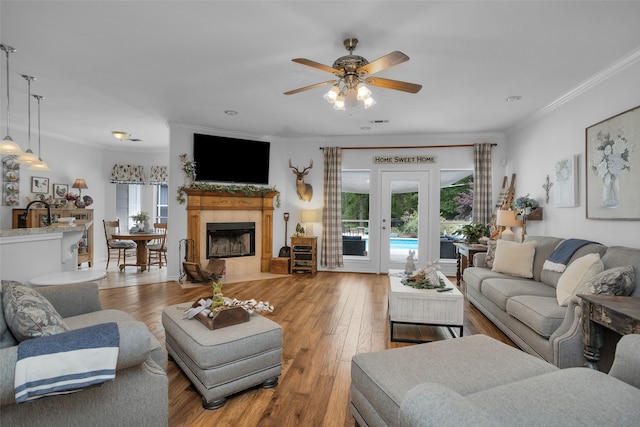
[{"x1": 162, "y1": 303, "x2": 283, "y2": 409}]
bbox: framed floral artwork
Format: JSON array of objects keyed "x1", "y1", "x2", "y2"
[
  {"x1": 553, "y1": 155, "x2": 578, "y2": 207},
  {"x1": 586, "y1": 105, "x2": 640, "y2": 219}
]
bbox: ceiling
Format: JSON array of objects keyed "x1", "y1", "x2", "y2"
[{"x1": 1, "y1": 1, "x2": 640, "y2": 151}]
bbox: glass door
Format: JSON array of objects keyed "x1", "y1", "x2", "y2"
[{"x1": 380, "y1": 171, "x2": 429, "y2": 272}]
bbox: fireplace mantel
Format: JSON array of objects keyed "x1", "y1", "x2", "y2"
[{"x1": 185, "y1": 189, "x2": 278, "y2": 272}]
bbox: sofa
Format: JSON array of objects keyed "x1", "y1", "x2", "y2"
[
  {"x1": 350, "y1": 334, "x2": 640, "y2": 427},
  {"x1": 0, "y1": 280, "x2": 168, "y2": 427},
  {"x1": 463, "y1": 236, "x2": 640, "y2": 368}
]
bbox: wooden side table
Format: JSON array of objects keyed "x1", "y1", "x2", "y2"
[
  {"x1": 453, "y1": 242, "x2": 488, "y2": 286},
  {"x1": 579, "y1": 294, "x2": 640, "y2": 370}
]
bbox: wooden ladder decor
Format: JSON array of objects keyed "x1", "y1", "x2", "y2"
[{"x1": 489, "y1": 173, "x2": 516, "y2": 239}]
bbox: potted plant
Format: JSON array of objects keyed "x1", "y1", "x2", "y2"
[
  {"x1": 513, "y1": 194, "x2": 538, "y2": 215},
  {"x1": 131, "y1": 211, "x2": 151, "y2": 232},
  {"x1": 457, "y1": 222, "x2": 489, "y2": 244}
]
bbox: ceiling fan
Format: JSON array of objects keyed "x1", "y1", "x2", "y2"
[{"x1": 284, "y1": 38, "x2": 422, "y2": 110}]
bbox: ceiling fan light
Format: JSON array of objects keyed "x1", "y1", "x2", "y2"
[
  {"x1": 356, "y1": 83, "x2": 371, "y2": 101},
  {"x1": 363, "y1": 96, "x2": 377, "y2": 109},
  {"x1": 323, "y1": 86, "x2": 340, "y2": 104},
  {"x1": 333, "y1": 94, "x2": 346, "y2": 110},
  {"x1": 16, "y1": 148, "x2": 39, "y2": 164}
]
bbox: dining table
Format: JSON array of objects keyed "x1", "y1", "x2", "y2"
[{"x1": 111, "y1": 228, "x2": 164, "y2": 272}]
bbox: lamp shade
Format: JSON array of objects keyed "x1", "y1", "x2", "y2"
[
  {"x1": 72, "y1": 179, "x2": 88, "y2": 190},
  {"x1": 496, "y1": 210, "x2": 522, "y2": 228},
  {"x1": 301, "y1": 210, "x2": 318, "y2": 223}
]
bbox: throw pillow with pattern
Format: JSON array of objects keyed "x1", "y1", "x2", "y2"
[
  {"x1": 574, "y1": 266, "x2": 636, "y2": 299},
  {"x1": 485, "y1": 240, "x2": 497, "y2": 269},
  {"x1": 1, "y1": 280, "x2": 69, "y2": 342}
]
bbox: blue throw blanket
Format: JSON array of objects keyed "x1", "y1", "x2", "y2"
[
  {"x1": 15, "y1": 322, "x2": 119, "y2": 403},
  {"x1": 542, "y1": 239, "x2": 598, "y2": 273}
]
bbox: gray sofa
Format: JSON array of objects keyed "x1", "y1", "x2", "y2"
[
  {"x1": 0, "y1": 281, "x2": 168, "y2": 427},
  {"x1": 463, "y1": 236, "x2": 640, "y2": 368},
  {"x1": 350, "y1": 334, "x2": 640, "y2": 427}
]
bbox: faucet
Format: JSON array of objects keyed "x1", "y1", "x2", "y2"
[{"x1": 22, "y1": 200, "x2": 52, "y2": 227}]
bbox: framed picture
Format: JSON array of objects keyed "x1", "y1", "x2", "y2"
[
  {"x1": 553, "y1": 155, "x2": 578, "y2": 207},
  {"x1": 31, "y1": 176, "x2": 49, "y2": 194},
  {"x1": 53, "y1": 183, "x2": 69, "y2": 198},
  {"x1": 586, "y1": 105, "x2": 640, "y2": 219}
]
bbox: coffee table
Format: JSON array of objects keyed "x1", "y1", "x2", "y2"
[{"x1": 388, "y1": 269, "x2": 464, "y2": 343}]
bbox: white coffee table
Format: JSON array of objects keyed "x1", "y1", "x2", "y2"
[{"x1": 388, "y1": 269, "x2": 464, "y2": 343}]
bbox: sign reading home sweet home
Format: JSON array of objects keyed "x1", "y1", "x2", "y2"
[{"x1": 373, "y1": 155, "x2": 437, "y2": 164}]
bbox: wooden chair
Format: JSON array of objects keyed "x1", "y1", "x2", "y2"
[
  {"x1": 183, "y1": 259, "x2": 225, "y2": 284},
  {"x1": 148, "y1": 223, "x2": 168, "y2": 268},
  {"x1": 103, "y1": 219, "x2": 136, "y2": 270}
]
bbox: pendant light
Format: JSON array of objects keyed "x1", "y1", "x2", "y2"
[
  {"x1": 16, "y1": 75, "x2": 39, "y2": 164},
  {"x1": 28, "y1": 95, "x2": 51, "y2": 171},
  {"x1": 0, "y1": 44, "x2": 25, "y2": 155}
]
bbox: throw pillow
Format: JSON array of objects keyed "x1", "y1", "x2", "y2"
[
  {"x1": 491, "y1": 240, "x2": 537, "y2": 278},
  {"x1": 555, "y1": 253, "x2": 604, "y2": 306},
  {"x1": 1, "y1": 280, "x2": 69, "y2": 342},
  {"x1": 574, "y1": 266, "x2": 636, "y2": 299},
  {"x1": 484, "y1": 240, "x2": 497, "y2": 269}
]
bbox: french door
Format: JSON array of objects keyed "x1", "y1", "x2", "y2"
[{"x1": 379, "y1": 171, "x2": 429, "y2": 273}]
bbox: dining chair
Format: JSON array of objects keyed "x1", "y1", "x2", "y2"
[
  {"x1": 103, "y1": 219, "x2": 136, "y2": 270},
  {"x1": 148, "y1": 223, "x2": 168, "y2": 268}
]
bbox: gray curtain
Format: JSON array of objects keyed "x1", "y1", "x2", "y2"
[
  {"x1": 473, "y1": 143, "x2": 493, "y2": 225},
  {"x1": 321, "y1": 147, "x2": 343, "y2": 268}
]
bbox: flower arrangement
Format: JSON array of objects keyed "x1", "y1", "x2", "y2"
[
  {"x1": 513, "y1": 194, "x2": 538, "y2": 210},
  {"x1": 131, "y1": 211, "x2": 150, "y2": 224},
  {"x1": 590, "y1": 130, "x2": 632, "y2": 180}
]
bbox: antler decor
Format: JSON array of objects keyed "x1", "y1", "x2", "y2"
[{"x1": 289, "y1": 159, "x2": 313, "y2": 201}]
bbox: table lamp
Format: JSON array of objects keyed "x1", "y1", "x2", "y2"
[
  {"x1": 301, "y1": 210, "x2": 318, "y2": 237},
  {"x1": 72, "y1": 179, "x2": 88, "y2": 197},
  {"x1": 496, "y1": 209, "x2": 522, "y2": 241}
]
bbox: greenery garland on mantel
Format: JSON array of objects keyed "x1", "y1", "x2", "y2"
[{"x1": 176, "y1": 154, "x2": 279, "y2": 205}]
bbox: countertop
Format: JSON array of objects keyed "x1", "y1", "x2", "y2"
[{"x1": 0, "y1": 220, "x2": 93, "y2": 238}]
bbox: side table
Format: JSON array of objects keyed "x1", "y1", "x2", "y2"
[
  {"x1": 453, "y1": 242, "x2": 488, "y2": 286},
  {"x1": 579, "y1": 294, "x2": 640, "y2": 371}
]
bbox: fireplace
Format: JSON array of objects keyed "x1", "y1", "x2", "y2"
[{"x1": 207, "y1": 222, "x2": 256, "y2": 258}]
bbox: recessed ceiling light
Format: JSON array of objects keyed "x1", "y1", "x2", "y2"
[
  {"x1": 224, "y1": 110, "x2": 238, "y2": 115},
  {"x1": 112, "y1": 131, "x2": 130, "y2": 140},
  {"x1": 505, "y1": 95, "x2": 522, "y2": 102},
  {"x1": 361, "y1": 126, "x2": 371, "y2": 130}
]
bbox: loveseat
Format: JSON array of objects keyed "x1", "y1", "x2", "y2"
[
  {"x1": 0, "y1": 280, "x2": 168, "y2": 427},
  {"x1": 463, "y1": 236, "x2": 640, "y2": 368}
]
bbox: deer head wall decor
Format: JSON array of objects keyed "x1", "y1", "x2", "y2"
[{"x1": 289, "y1": 159, "x2": 313, "y2": 202}]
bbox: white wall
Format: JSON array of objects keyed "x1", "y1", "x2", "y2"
[{"x1": 506, "y1": 59, "x2": 640, "y2": 247}]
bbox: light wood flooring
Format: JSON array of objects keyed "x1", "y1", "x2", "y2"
[{"x1": 97, "y1": 271, "x2": 517, "y2": 427}]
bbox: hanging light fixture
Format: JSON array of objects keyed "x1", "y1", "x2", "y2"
[
  {"x1": 0, "y1": 44, "x2": 25, "y2": 156},
  {"x1": 28, "y1": 95, "x2": 51, "y2": 172},
  {"x1": 323, "y1": 79, "x2": 376, "y2": 111},
  {"x1": 16, "y1": 75, "x2": 39, "y2": 164}
]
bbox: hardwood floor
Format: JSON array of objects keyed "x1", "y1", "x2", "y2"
[{"x1": 97, "y1": 271, "x2": 516, "y2": 427}]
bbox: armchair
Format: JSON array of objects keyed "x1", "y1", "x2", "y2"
[{"x1": 0, "y1": 281, "x2": 168, "y2": 427}]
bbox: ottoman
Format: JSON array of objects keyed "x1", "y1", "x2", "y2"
[{"x1": 162, "y1": 303, "x2": 283, "y2": 409}]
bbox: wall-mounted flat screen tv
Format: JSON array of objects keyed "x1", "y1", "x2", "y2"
[{"x1": 193, "y1": 133, "x2": 270, "y2": 185}]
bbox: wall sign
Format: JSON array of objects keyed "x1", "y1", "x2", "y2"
[{"x1": 373, "y1": 155, "x2": 437, "y2": 164}]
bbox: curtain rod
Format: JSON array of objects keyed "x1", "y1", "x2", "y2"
[{"x1": 319, "y1": 143, "x2": 497, "y2": 150}]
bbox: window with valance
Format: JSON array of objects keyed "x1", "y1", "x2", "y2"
[
  {"x1": 148, "y1": 165, "x2": 168, "y2": 185},
  {"x1": 109, "y1": 164, "x2": 145, "y2": 184}
]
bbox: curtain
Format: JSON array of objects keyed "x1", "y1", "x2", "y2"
[
  {"x1": 472, "y1": 143, "x2": 493, "y2": 225},
  {"x1": 321, "y1": 147, "x2": 343, "y2": 268},
  {"x1": 148, "y1": 165, "x2": 168, "y2": 185},
  {"x1": 109, "y1": 164, "x2": 145, "y2": 184}
]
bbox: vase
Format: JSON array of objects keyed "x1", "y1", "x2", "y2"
[{"x1": 602, "y1": 173, "x2": 620, "y2": 209}]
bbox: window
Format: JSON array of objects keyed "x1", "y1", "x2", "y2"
[
  {"x1": 341, "y1": 170, "x2": 370, "y2": 256},
  {"x1": 115, "y1": 183, "x2": 141, "y2": 228},
  {"x1": 155, "y1": 184, "x2": 168, "y2": 224},
  {"x1": 439, "y1": 170, "x2": 473, "y2": 259}
]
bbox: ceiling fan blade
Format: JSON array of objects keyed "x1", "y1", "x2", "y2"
[
  {"x1": 284, "y1": 80, "x2": 338, "y2": 95},
  {"x1": 358, "y1": 51, "x2": 409, "y2": 75},
  {"x1": 292, "y1": 58, "x2": 341, "y2": 74},
  {"x1": 365, "y1": 77, "x2": 422, "y2": 93}
]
